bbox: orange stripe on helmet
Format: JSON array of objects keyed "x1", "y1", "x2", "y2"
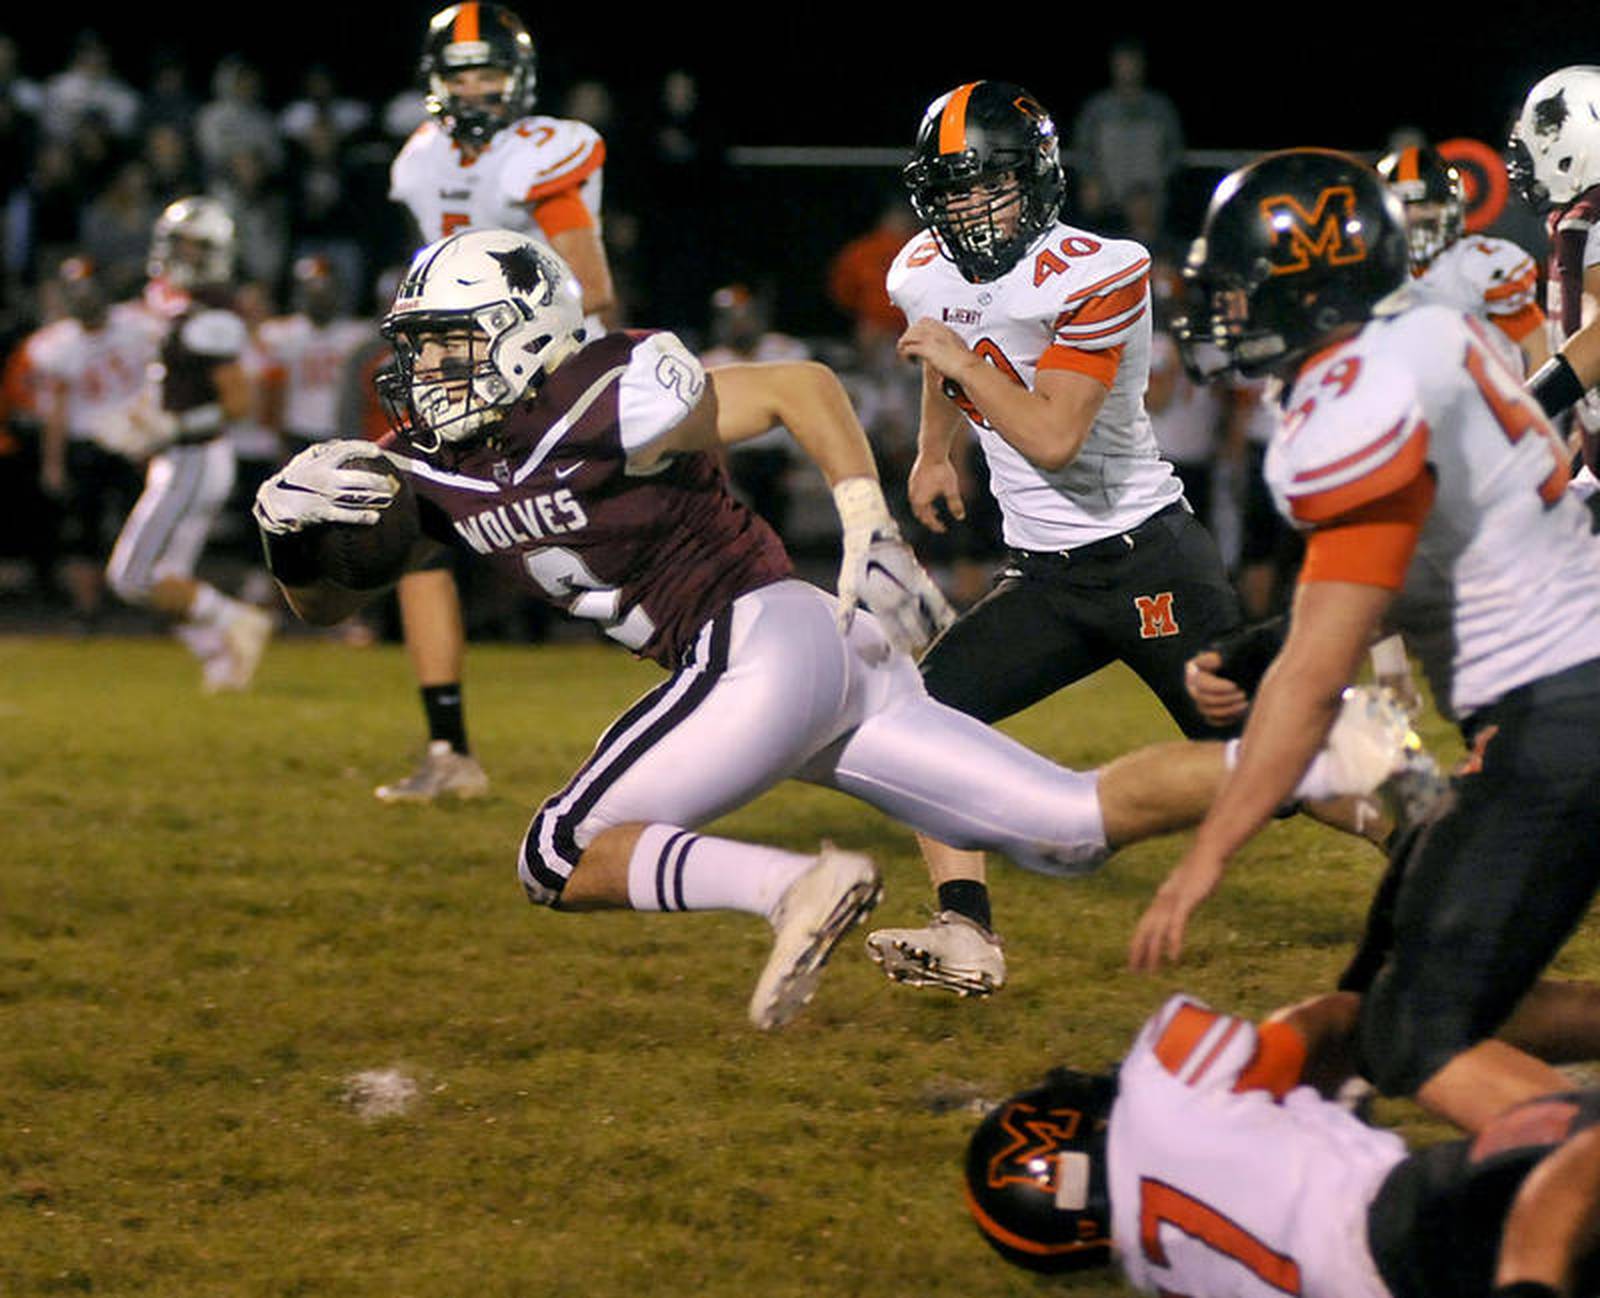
[
  {"x1": 938, "y1": 83, "x2": 979, "y2": 155},
  {"x1": 454, "y1": 3, "x2": 480, "y2": 42},
  {"x1": 1396, "y1": 147, "x2": 1421, "y2": 185}
]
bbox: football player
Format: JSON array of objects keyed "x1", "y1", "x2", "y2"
[
  {"x1": 1510, "y1": 67, "x2": 1600, "y2": 497},
  {"x1": 104, "y1": 196, "x2": 274, "y2": 692},
  {"x1": 964, "y1": 989, "x2": 1600, "y2": 1296},
  {"x1": 1131, "y1": 149, "x2": 1600, "y2": 1134},
  {"x1": 379, "y1": 1, "x2": 619, "y2": 804},
  {"x1": 30, "y1": 256, "x2": 162, "y2": 626},
  {"x1": 252, "y1": 230, "x2": 1420, "y2": 1031},
  {"x1": 867, "y1": 82, "x2": 1244, "y2": 996},
  {"x1": 1378, "y1": 144, "x2": 1547, "y2": 372}
]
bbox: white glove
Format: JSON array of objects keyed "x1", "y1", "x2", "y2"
[
  {"x1": 253, "y1": 440, "x2": 399, "y2": 536},
  {"x1": 833, "y1": 476, "x2": 956, "y2": 656},
  {"x1": 100, "y1": 398, "x2": 178, "y2": 460}
]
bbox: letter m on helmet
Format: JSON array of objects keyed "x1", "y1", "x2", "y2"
[{"x1": 1260, "y1": 185, "x2": 1369, "y2": 276}]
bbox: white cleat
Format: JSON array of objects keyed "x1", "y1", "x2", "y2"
[
  {"x1": 865, "y1": 911, "x2": 1006, "y2": 997},
  {"x1": 1322, "y1": 685, "x2": 1419, "y2": 796},
  {"x1": 375, "y1": 740, "x2": 491, "y2": 803},
  {"x1": 204, "y1": 606, "x2": 276, "y2": 692},
  {"x1": 749, "y1": 846, "x2": 882, "y2": 1031}
]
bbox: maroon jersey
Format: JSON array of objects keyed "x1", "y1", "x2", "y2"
[
  {"x1": 158, "y1": 287, "x2": 247, "y2": 435},
  {"x1": 1546, "y1": 184, "x2": 1600, "y2": 470},
  {"x1": 382, "y1": 330, "x2": 794, "y2": 666}
]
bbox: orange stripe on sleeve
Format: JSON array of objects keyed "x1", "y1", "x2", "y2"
[
  {"x1": 1058, "y1": 278, "x2": 1148, "y2": 327},
  {"x1": 1038, "y1": 342, "x2": 1122, "y2": 387},
  {"x1": 1299, "y1": 471, "x2": 1435, "y2": 589},
  {"x1": 522, "y1": 139, "x2": 606, "y2": 202},
  {"x1": 1287, "y1": 419, "x2": 1428, "y2": 523},
  {"x1": 532, "y1": 189, "x2": 594, "y2": 238},
  {"x1": 1484, "y1": 265, "x2": 1539, "y2": 303},
  {"x1": 1153, "y1": 1003, "x2": 1220, "y2": 1075},
  {"x1": 1233, "y1": 1021, "x2": 1309, "y2": 1099}
]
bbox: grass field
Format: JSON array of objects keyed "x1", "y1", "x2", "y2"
[{"x1": 5, "y1": 631, "x2": 1596, "y2": 1297}]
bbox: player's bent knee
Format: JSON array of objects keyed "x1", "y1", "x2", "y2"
[
  {"x1": 1357, "y1": 984, "x2": 1466, "y2": 1097},
  {"x1": 518, "y1": 813, "x2": 573, "y2": 909}
]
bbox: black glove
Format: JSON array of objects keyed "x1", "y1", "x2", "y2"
[{"x1": 1206, "y1": 615, "x2": 1288, "y2": 694}]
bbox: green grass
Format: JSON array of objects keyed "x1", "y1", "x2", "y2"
[{"x1": 2, "y1": 633, "x2": 1593, "y2": 1297}]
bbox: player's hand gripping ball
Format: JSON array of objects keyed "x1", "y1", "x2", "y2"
[{"x1": 254, "y1": 440, "x2": 421, "y2": 589}]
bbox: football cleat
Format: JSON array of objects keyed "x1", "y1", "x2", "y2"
[
  {"x1": 375, "y1": 740, "x2": 491, "y2": 803},
  {"x1": 203, "y1": 606, "x2": 276, "y2": 693},
  {"x1": 748, "y1": 845, "x2": 882, "y2": 1031},
  {"x1": 865, "y1": 910, "x2": 1006, "y2": 997},
  {"x1": 1322, "y1": 685, "x2": 1421, "y2": 797}
]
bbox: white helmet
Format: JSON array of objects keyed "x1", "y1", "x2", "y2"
[
  {"x1": 1509, "y1": 66, "x2": 1600, "y2": 209},
  {"x1": 148, "y1": 195, "x2": 235, "y2": 289},
  {"x1": 381, "y1": 229, "x2": 585, "y2": 446}
]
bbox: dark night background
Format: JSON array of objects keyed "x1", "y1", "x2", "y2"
[{"x1": 5, "y1": 5, "x2": 1599, "y2": 335}]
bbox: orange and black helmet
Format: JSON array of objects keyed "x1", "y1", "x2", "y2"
[
  {"x1": 903, "y1": 81, "x2": 1063, "y2": 283},
  {"x1": 963, "y1": 1068, "x2": 1116, "y2": 1275},
  {"x1": 420, "y1": 3, "x2": 537, "y2": 145},
  {"x1": 1172, "y1": 148, "x2": 1408, "y2": 381},
  {"x1": 1376, "y1": 145, "x2": 1464, "y2": 271}
]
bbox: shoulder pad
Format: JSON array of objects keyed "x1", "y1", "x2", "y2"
[
  {"x1": 1037, "y1": 236, "x2": 1151, "y2": 350},
  {"x1": 1131, "y1": 995, "x2": 1261, "y2": 1090},
  {"x1": 618, "y1": 331, "x2": 706, "y2": 455},
  {"x1": 180, "y1": 309, "x2": 248, "y2": 359},
  {"x1": 1272, "y1": 342, "x2": 1429, "y2": 524},
  {"x1": 501, "y1": 117, "x2": 606, "y2": 202}
]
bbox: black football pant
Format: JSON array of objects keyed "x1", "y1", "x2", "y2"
[{"x1": 918, "y1": 502, "x2": 1243, "y2": 739}]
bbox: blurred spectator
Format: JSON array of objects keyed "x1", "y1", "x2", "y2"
[
  {"x1": 381, "y1": 88, "x2": 429, "y2": 143},
  {"x1": 699, "y1": 282, "x2": 808, "y2": 537},
  {"x1": 64, "y1": 109, "x2": 124, "y2": 184},
  {"x1": 194, "y1": 57, "x2": 283, "y2": 182},
  {"x1": 40, "y1": 32, "x2": 140, "y2": 143},
  {"x1": 19, "y1": 137, "x2": 87, "y2": 279},
  {"x1": 636, "y1": 69, "x2": 725, "y2": 327},
  {"x1": 562, "y1": 80, "x2": 616, "y2": 138},
  {"x1": 1070, "y1": 37, "x2": 1184, "y2": 230},
  {"x1": 80, "y1": 160, "x2": 158, "y2": 298},
  {"x1": 826, "y1": 196, "x2": 915, "y2": 349},
  {"x1": 0, "y1": 33, "x2": 42, "y2": 121},
  {"x1": 141, "y1": 121, "x2": 203, "y2": 208},
  {"x1": 211, "y1": 148, "x2": 288, "y2": 291},
  {"x1": 1145, "y1": 314, "x2": 1224, "y2": 536},
  {"x1": 138, "y1": 49, "x2": 198, "y2": 137},
  {"x1": 279, "y1": 64, "x2": 372, "y2": 148},
  {"x1": 283, "y1": 117, "x2": 369, "y2": 301}
]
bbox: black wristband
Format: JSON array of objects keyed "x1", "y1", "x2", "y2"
[
  {"x1": 1528, "y1": 353, "x2": 1586, "y2": 419},
  {"x1": 1491, "y1": 1281, "x2": 1560, "y2": 1298},
  {"x1": 259, "y1": 527, "x2": 323, "y2": 587}
]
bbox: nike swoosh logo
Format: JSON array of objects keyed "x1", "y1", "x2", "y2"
[{"x1": 554, "y1": 461, "x2": 586, "y2": 480}]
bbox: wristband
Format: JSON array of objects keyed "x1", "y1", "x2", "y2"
[
  {"x1": 1528, "y1": 353, "x2": 1586, "y2": 419},
  {"x1": 1491, "y1": 1282, "x2": 1560, "y2": 1298},
  {"x1": 1369, "y1": 634, "x2": 1408, "y2": 677},
  {"x1": 832, "y1": 476, "x2": 896, "y2": 535}
]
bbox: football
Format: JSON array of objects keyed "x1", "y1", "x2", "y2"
[{"x1": 306, "y1": 454, "x2": 422, "y2": 590}]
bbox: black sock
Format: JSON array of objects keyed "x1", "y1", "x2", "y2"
[
  {"x1": 937, "y1": 880, "x2": 992, "y2": 930},
  {"x1": 421, "y1": 683, "x2": 468, "y2": 753}
]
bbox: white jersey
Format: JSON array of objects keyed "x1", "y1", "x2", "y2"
[
  {"x1": 1266, "y1": 304, "x2": 1600, "y2": 719},
  {"x1": 1408, "y1": 236, "x2": 1543, "y2": 356},
  {"x1": 1147, "y1": 332, "x2": 1222, "y2": 466},
  {"x1": 886, "y1": 220, "x2": 1182, "y2": 550},
  {"x1": 389, "y1": 114, "x2": 604, "y2": 246},
  {"x1": 28, "y1": 303, "x2": 162, "y2": 447},
  {"x1": 1111, "y1": 995, "x2": 1406, "y2": 1298},
  {"x1": 256, "y1": 314, "x2": 377, "y2": 442}
]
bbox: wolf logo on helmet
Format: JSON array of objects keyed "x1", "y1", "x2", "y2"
[{"x1": 1507, "y1": 66, "x2": 1600, "y2": 210}]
